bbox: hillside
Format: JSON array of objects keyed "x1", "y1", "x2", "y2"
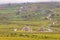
[
  {"x1": 0, "y1": 2, "x2": 60, "y2": 21},
  {"x1": 0, "y1": 2, "x2": 60, "y2": 40},
  {"x1": 0, "y1": 2, "x2": 60, "y2": 32}
]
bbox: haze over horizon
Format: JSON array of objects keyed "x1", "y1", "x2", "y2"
[{"x1": 0, "y1": 0, "x2": 60, "y2": 4}]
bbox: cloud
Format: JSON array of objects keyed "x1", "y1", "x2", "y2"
[{"x1": 0, "y1": 0, "x2": 60, "y2": 4}]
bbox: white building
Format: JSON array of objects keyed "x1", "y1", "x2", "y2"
[{"x1": 14, "y1": 28, "x2": 17, "y2": 32}]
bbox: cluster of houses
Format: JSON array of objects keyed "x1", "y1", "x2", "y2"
[{"x1": 13, "y1": 26, "x2": 53, "y2": 32}]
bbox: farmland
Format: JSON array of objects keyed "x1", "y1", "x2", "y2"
[
  {"x1": 0, "y1": 33, "x2": 60, "y2": 40},
  {"x1": 0, "y1": 2, "x2": 60, "y2": 40}
]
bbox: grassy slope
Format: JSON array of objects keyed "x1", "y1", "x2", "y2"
[
  {"x1": 0, "y1": 3, "x2": 60, "y2": 28},
  {"x1": 0, "y1": 2, "x2": 60, "y2": 40}
]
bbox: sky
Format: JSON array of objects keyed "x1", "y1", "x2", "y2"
[{"x1": 0, "y1": 0, "x2": 60, "y2": 4}]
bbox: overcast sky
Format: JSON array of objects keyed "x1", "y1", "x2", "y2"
[{"x1": 0, "y1": 0, "x2": 60, "y2": 4}]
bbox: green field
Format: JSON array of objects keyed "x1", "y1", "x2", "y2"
[
  {"x1": 0, "y1": 2, "x2": 60, "y2": 40},
  {"x1": 0, "y1": 33, "x2": 60, "y2": 40}
]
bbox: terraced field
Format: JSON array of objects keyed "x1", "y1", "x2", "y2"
[
  {"x1": 0, "y1": 33, "x2": 60, "y2": 40},
  {"x1": 0, "y1": 2, "x2": 60, "y2": 40}
]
